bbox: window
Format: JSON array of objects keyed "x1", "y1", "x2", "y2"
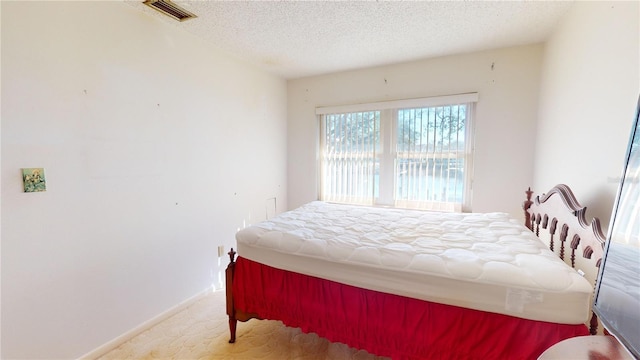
[{"x1": 318, "y1": 93, "x2": 477, "y2": 212}]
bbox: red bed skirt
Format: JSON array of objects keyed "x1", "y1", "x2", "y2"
[{"x1": 232, "y1": 256, "x2": 589, "y2": 360}]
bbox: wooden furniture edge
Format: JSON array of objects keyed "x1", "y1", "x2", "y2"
[{"x1": 225, "y1": 248, "x2": 260, "y2": 343}]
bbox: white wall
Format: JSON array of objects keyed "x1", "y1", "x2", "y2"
[
  {"x1": 1, "y1": 2, "x2": 287, "y2": 359},
  {"x1": 535, "y1": 1, "x2": 640, "y2": 228},
  {"x1": 288, "y1": 45, "x2": 543, "y2": 217}
]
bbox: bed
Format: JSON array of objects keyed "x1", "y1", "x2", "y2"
[{"x1": 225, "y1": 184, "x2": 606, "y2": 359}]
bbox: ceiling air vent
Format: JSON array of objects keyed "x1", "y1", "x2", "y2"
[{"x1": 143, "y1": 0, "x2": 197, "y2": 22}]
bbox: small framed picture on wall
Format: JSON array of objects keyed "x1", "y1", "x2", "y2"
[{"x1": 22, "y1": 168, "x2": 46, "y2": 192}]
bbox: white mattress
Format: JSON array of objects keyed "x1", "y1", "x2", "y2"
[{"x1": 236, "y1": 201, "x2": 594, "y2": 324}]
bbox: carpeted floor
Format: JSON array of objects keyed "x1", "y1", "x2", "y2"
[{"x1": 97, "y1": 290, "x2": 389, "y2": 360}]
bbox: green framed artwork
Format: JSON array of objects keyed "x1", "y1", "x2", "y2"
[{"x1": 22, "y1": 168, "x2": 46, "y2": 192}]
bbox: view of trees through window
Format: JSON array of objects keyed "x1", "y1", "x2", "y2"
[
  {"x1": 396, "y1": 105, "x2": 467, "y2": 205},
  {"x1": 320, "y1": 102, "x2": 472, "y2": 211},
  {"x1": 322, "y1": 111, "x2": 380, "y2": 202}
]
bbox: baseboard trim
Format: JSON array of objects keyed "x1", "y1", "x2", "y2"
[{"x1": 77, "y1": 288, "x2": 214, "y2": 360}]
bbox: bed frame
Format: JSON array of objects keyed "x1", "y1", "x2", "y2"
[
  {"x1": 226, "y1": 184, "x2": 607, "y2": 356},
  {"x1": 524, "y1": 183, "x2": 606, "y2": 335}
]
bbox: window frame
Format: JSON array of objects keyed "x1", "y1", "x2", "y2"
[{"x1": 316, "y1": 93, "x2": 477, "y2": 212}]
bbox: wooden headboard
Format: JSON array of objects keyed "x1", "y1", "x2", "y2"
[{"x1": 523, "y1": 184, "x2": 607, "y2": 334}]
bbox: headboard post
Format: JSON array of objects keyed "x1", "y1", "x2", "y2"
[{"x1": 524, "y1": 187, "x2": 534, "y2": 230}]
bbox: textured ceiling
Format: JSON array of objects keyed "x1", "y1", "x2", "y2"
[{"x1": 126, "y1": 0, "x2": 574, "y2": 79}]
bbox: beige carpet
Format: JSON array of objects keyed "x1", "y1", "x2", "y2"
[{"x1": 98, "y1": 290, "x2": 389, "y2": 360}]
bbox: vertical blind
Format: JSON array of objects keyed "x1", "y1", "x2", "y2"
[{"x1": 321, "y1": 111, "x2": 380, "y2": 205}]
